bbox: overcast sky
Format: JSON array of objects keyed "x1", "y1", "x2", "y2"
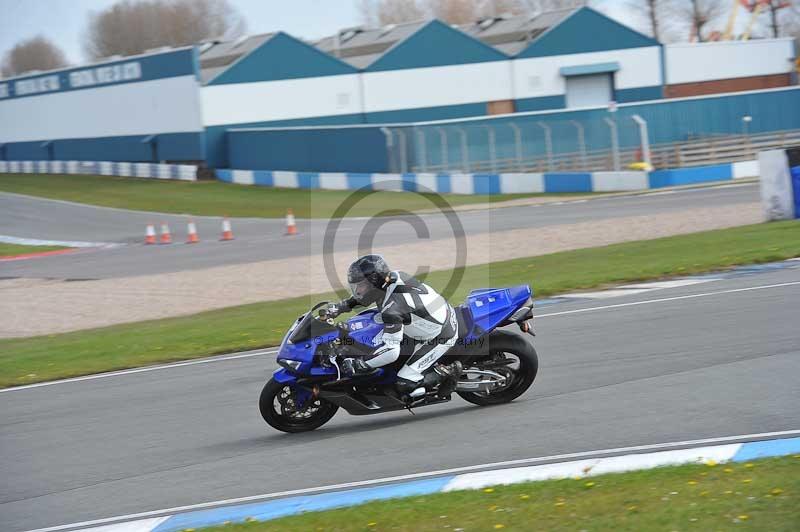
[
  {"x1": 0, "y1": 0, "x2": 636, "y2": 67},
  {"x1": 0, "y1": 0, "x2": 365, "y2": 65}
]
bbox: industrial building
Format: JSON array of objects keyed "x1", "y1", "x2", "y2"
[{"x1": 0, "y1": 6, "x2": 797, "y2": 171}]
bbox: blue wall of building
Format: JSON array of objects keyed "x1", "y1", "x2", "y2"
[
  {"x1": 366, "y1": 20, "x2": 507, "y2": 72},
  {"x1": 517, "y1": 8, "x2": 659, "y2": 58},
  {"x1": 223, "y1": 87, "x2": 799, "y2": 173},
  {"x1": 227, "y1": 126, "x2": 388, "y2": 173},
  {"x1": 1, "y1": 132, "x2": 204, "y2": 162},
  {"x1": 404, "y1": 87, "x2": 800, "y2": 171},
  {"x1": 207, "y1": 32, "x2": 356, "y2": 85}
]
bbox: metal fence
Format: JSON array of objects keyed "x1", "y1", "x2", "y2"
[
  {"x1": 385, "y1": 118, "x2": 800, "y2": 174},
  {"x1": 381, "y1": 87, "x2": 800, "y2": 174}
]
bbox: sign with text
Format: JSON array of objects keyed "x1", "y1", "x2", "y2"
[{"x1": 0, "y1": 48, "x2": 196, "y2": 100}]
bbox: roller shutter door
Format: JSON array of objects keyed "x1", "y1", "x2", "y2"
[{"x1": 565, "y1": 74, "x2": 612, "y2": 108}]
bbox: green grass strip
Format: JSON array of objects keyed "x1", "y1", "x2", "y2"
[
  {"x1": 0, "y1": 174, "x2": 563, "y2": 219},
  {"x1": 0, "y1": 243, "x2": 68, "y2": 257},
  {"x1": 197, "y1": 456, "x2": 800, "y2": 531},
  {"x1": 1, "y1": 220, "x2": 798, "y2": 388}
]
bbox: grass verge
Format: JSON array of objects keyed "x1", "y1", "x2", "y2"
[
  {"x1": 0, "y1": 174, "x2": 565, "y2": 219},
  {"x1": 0, "y1": 243, "x2": 68, "y2": 257},
  {"x1": 0, "y1": 220, "x2": 798, "y2": 388},
  {"x1": 197, "y1": 456, "x2": 800, "y2": 532}
]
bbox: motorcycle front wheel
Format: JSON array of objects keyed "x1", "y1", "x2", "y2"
[{"x1": 259, "y1": 379, "x2": 339, "y2": 433}]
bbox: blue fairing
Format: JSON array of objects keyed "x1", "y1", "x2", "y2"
[
  {"x1": 345, "y1": 309, "x2": 384, "y2": 348},
  {"x1": 464, "y1": 285, "x2": 532, "y2": 340}
]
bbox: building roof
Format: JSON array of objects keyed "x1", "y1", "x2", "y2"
[
  {"x1": 459, "y1": 8, "x2": 577, "y2": 56},
  {"x1": 313, "y1": 8, "x2": 578, "y2": 69},
  {"x1": 314, "y1": 21, "x2": 429, "y2": 69},
  {"x1": 198, "y1": 33, "x2": 276, "y2": 83}
]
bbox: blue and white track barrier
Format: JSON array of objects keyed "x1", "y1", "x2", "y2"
[
  {"x1": 64, "y1": 432, "x2": 799, "y2": 532},
  {"x1": 0, "y1": 160, "x2": 197, "y2": 181},
  {"x1": 216, "y1": 160, "x2": 757, "y2": 195}
]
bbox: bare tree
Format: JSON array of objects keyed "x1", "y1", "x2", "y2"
[
  {"x1": 83, "y1": 0, "x2": 246, "y2": 60},
  {"x1": 758, "y1": 0, "x2": 799, "y2": 38},
  {"x1": 1, "y1": 36, "x2": 68, "y2": 78},
  {"x1": 625, "y1": 0, "x2": 664, "y2": 41},
  {"x1": 518, "y1": 0, "x2": 587, "y2": 13},
  {"x1": 659, "y1": 0, "x2": 727, "y2": 42},
  {"x1": 357, "y1": 0, "x2": 585, "y2": 26}
]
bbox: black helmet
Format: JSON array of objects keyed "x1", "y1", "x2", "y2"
[{"x1": 347, "y1": 255, "x2": 391, "y2": 305}]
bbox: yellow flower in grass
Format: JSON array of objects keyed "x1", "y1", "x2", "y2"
[
  {"x1": 367, "y1": 523, "x2": 377, "y2": 527},
  {"x1": 724, "y1": 468, "x2": 734, "y2": 473},
  {"x1": 744, "y1": 463, "x2": 755, "y2": 469},
  {"x1": 519, "y1": 494, "x2": 530, "y2": 500},
  {"x1": 738, "y1": 515, "x2": 750, "y2": 521},
  {"x1": 705, "y1": 459, "x2": 718, "y2": 467},
  {"x1": 700, "y1": 491, "x2": 709, "y2": 497},
  {"x1": 584, "y1": 481, "x2": 595, "y2": 488},
  {"x1": 555, "y1": 501, "x2": 566, "y2": 507},
  {"x1": 770, "y1": 488, "x2": 783, "y2": 496},
  {"x1": 742, "y1": 479, "x2": 752, "y2": 484},
  {"x1": 494, "y1": 525, "x2": 506, "y2": 529},
  {"x1": 483, "y1": 488, "x2": 495, "y2": 493},
  {"x1": 627, "y1": 505, "x2": 637, "y2": 511},
  {"x1": 687, "y1": 481, "x2": 698, "y2": 485}
]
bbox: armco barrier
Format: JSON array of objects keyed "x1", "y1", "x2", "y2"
[
  {"x1": 0, "y1": 160, "x2": 197, "y2": 181},
  {"x1": 216, "y1": 160, "x2": 756, "y2": 194}
]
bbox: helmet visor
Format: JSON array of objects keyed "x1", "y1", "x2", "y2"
[{"x1": 349, "y1": 279, "x2": 375, "y2": 304}]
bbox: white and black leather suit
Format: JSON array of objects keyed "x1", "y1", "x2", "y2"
[{"x1": 338, "y1": 271, "x2": 459, "y2": 385}]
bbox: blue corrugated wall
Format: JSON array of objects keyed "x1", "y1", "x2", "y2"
[
  {"x1": 406, "y1": 87, "x2": 800, "y2": 171},
  {"x1": 227, "y1": 127, "x2": 388, "y2": 173},
  {"x1": 225, "y1": 88, "x2": 799, "y2": 173},
  {"x1": 1, "y1": 132, "x2": 204, "y2": 163}
]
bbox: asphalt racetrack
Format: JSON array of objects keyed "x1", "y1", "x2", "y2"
[
  {"x1": 0, "y1": 183, "x2": 758, "y2": 279},
  {"x1": 2, "y1": 265, "x2": 798, "y2": 532}
]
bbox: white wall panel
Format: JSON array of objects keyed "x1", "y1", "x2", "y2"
[
  {"x1": 513, "y1": 47, "x2": 662, "y2": 100},
  {"x1": 0, "y1": 75, "x2": 202, "y2": 143},
  {"x1": 202, "y1": 74, "x2": 362, "y2": 127},
  {"x1": 665, "y1": 39, "x2": 794, "y2": 85},
  {"x1": 362, "y1": 61, "x2": 513, "y2": 113}
]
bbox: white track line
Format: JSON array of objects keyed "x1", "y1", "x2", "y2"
[
  {"x1": 2, "y1": 281, "x2": 798, "y2": 394},
  {"x1": 26, "y1": 429, "x2": 800, "y2": 532},
  {"x1": 0, "y1": 348, "x2": 278, "y2": 394},
  {"x1": 0, "y1": 234, "x2": 117, "y2": 248},
  {"x1": 537, "y1": 281, "x2": 800, "y2": 319}
]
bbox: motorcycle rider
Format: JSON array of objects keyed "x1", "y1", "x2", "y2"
[{"x1": 329, "y1": 254, "x2": 462, "y2": 400}]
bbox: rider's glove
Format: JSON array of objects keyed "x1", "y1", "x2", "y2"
[{"x1": 341, "y1": 357, "x2": 371, "y2": 377}]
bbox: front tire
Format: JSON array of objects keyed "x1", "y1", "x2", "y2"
[
  {"x1": 457, "y1": 330, "x2": 538, "y2": 406},
  {"x1": 259, "y1": 379, "x2": 338, "y2": 433}
]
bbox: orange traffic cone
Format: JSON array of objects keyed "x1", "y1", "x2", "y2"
[
  {"x1": 144, "y1": 224, "x2": 157, "y2": 245},
  {"x1": 285, "y1": 209, "x2": 297, "y2": 236},
  {"x1": 220, "y1": 217, "x2": 234, "y2": 241},
  {"x1": 186, "y1": 220, "x2": 199, "y2": 244},
  {"x1": 159, "y1": 222, "x2": 172, "y2": 244}
]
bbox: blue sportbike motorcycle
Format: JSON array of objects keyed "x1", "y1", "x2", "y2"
[{"x1": 260, "y1": 285, "x2": 538, "y2": 433}]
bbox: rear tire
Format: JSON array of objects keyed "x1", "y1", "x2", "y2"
[
  {"x1": 259, "y1": 379, "x2": 338, "y2": 433},
  {"x1": 457, "y1": 330, "x2": 538, "y2": 406}
]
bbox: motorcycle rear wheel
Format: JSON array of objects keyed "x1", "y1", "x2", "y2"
[
  {"x1": 260, "y1": 379, "x2": 339, "y2": 433},
  {"x1": 457, "y1": 331, "x2": 538, "y2": 406}
]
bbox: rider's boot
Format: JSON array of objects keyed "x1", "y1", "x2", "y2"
[
  {"x1": 429, "y1": 360, "x2": 462, "y2": 398},
  {"x1": 396, "y1": 361, "x2": 463, "y2": 402}
]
